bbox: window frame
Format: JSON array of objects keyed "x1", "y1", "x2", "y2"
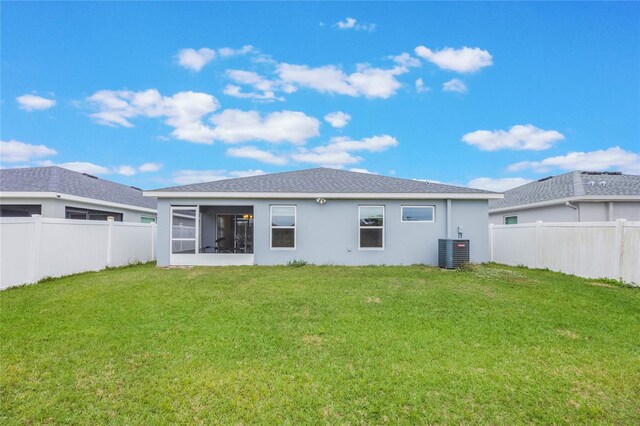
[
  {"x1": 170, "y1": 206, "x2": 199, "y2": 254},
  {"x1": 358, "y1": 205, "x2": 385, "y2": 250},
  {"x1": 0, "y1": 204, "x2": 42, "y2": 217},
  {"x1": 400, "y1": 205, "x2": 435, "y2": 223},
  {"x1": 503, "y1": 215, "x2": 518, "y2": 225},
  {"x1": 65, "y1": 206, "x2": 123, "y2": 221},
  {"x1": 270, "y1": 205, "x2": 296, "y2": 250}
]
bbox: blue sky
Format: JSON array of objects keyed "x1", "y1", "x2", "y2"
[{"x1": 2, "y1": 1, "x2": 639, "y2": 191}]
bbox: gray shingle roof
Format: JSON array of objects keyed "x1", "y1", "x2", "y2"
[
  {"x1": 489, "y1": 171, "x2": 640, "y2": 210},
  {"x1": 0, "y1": 166, "x2": 157, "y2": 210},
  {"x1": 150, "y1": 167, "x2": 495, "y2": 195}
]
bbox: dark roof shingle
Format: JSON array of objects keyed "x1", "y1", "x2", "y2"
[
  {"x1": 489, "y1": 171, "x2": 640, "y2": 210},
  {"x1": 0, "y1": 166, "x2": 157, "y2": 210},
  {"x1": 151, "y1": 167, "x2": 496, "y2": 195}
]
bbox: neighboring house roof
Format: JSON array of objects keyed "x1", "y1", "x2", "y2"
[
  {"x1": 489, "y1": 171, "x2": 640, "y2": 211},
  {"x1": 0, "y1": 166, "x2": 157, "y2": 210},
  {"x1": 148, "y1": 167, "x2": 501, "y2": 199}
]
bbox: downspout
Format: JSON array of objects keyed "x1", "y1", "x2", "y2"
[
  {"x1": 565, "y1": 201, "x2": 579, "y2": 221},
  {"x1": 446, "y1": 199, "x2": 452, "y2": 238}
]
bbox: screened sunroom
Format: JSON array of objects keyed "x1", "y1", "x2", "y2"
[{"x1": 170, "y1": 205, "x2": 254, "y2": 265}]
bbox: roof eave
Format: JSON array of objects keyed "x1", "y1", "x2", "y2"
[
  {"x1": 489, "y1": 195, "x2": 640, "y2": 213},
  {"x1": 0, "y1": 191, "x2": 157, "y2": 213},
  {"x1": 144, "y1": 191, "x2": 503, "y2": 200}
]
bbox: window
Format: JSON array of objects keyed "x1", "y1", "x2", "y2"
[
  {"x1": 141, "y1": 216, "x2": 156, "y2": 224},
  {"x1": 65, "y1": 207, "x2": 122, "y2": 221},
  {"x1": 171, "y1": 207, "x2": 197, "y2": 254},
  {"x1": 359, "y1": 206, "x2": 384, "y2": 249},
  {"x1": 271, "y1": 205, "x2": 296, "y2": 249},
  {"x1": 504, "y1": 215, "x2": 518, "y2": 225},
  {"x1": 401, "y1": 206, "x2": 434, "y2": 222},
  {"x1": 0, "y1": 204, "x2": 41, "y2": 217}
]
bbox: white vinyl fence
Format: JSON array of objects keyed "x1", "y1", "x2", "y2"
[
  {"x1": 490, "y1": 220, "x2": 639, "y2": 286},
  {"x1": 0, "y1": 215, "x2": 156, "y2": 289}
]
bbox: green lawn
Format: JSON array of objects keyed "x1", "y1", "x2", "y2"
[{"x1": 1, "y1": 263, "x2": 639, "y2": 425}]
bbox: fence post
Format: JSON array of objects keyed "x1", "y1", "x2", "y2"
[
  {"x1": 106, "y1": 216, "x2": 114, "y2": 267},
  {"x1": 535, "y1": 221, "x2": 543, "y2": 268},
  {"x1": 488, "y1": 223, "x2": 494, "y2": 262},
  {"x1": 614, "y1": 218, "x2": 626, "y2": 281},
  {"x1": 151, "y1": 222, "x2": 157, "y2": 260},
  {"x1": 28, "y1": 215, "x2": 43, "y2": 284}
]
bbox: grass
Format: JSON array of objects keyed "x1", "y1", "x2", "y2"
[{"x1": 1, "y1": 263, "x2": 639, "y2": 425}]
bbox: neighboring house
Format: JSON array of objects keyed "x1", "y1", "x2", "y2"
[
  {"x1": 0, "y1": 166, "x2": 157, "y2": 223},
  {"x1": 145, "y1": 168, "x2": 502, "y2": 267},
  {"x1": 489, "y1": 171, "x2": 640, "y2": 225}
]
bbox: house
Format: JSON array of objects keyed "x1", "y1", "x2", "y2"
[
  {"x1": 489, "y1": 171, "x2": 640, "y2": 225},
  {"x1": 145, "y1": 168, "x2": 502, "y2": 266},
  {"x1": 0, "y1": 166, "x2": 157, "y2": 223}
]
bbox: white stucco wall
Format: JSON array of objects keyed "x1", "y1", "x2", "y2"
[{"x1": 156, "y1": 197, "x2": 491, "y2": 267}]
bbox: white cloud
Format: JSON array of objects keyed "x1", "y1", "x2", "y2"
[
  {"x1": 177, "y1": 48, "x2": 216, "y2": 72},
  {"x1": 324, "y1": 111, "x2": 351, "y2": 128},
  {"x1": 0, "y1": 140, "x2": 57, "y2": 162},
  {"x1": 209, "y1": 109, "x2": 320, "y2": 144},
  {"x1": 37, "y1": 160, "x2": 159, "y2": 176},
  {"x1": 291, "y1": 151, "x2": 362, "y2": 168},
  {"x1": 390, "y1": 52, "x2": 421, "y2": 68},
  {"x1": 415, "y1": 46, "x2": 493, "y2": 73},
  {"x1": 223, "y1": 85, "x2": 281, "y2": 101},
  {"x1": 508, "y1": 147, "x2": 640, "y2": 174},
  {"x1": 467, "y1": 177, "x2": 533, "y2": 192},
  {"x1": 223, "y1": 69, "x2": 287, "y2": 101},
  {"x1": 116, "y1": 165, "x2": 137, "y2": 176},
  {"x1": 38, "y1": 161, "x2": 111, "y2": 175},
  {"x1": 217, "y1": 45, "x2": 254, "y2": 58},
  {"x1": 16, "y1": 94, "x2": 56, "y2": 111},
  {"x1": 313, "y1": 135, "x2": 398, "y2": 154},
  {"x1": 277, "y1": 62, "x2": 406, "y2": 99},
  {"x1": 291, "y1": 134, "x2": 398, "y2": 167},
  {"x1": 463, "y1": 124, "x2": 565, "y2": 151},
  {"x1": 349, "y1": 168, "x2": 376, "y2": 174},
  {"x1": 415, "y1": 78, "x2": 430, "y2": 93},
  {"x1": 335, "y1": 17, "x2": 376, "y2": 32},
  {"x1": 173, "y1": 169, "x2": 265, "y2": 185},
  {"x1": 87, "y1": 89, "x2": 220, "y2": 144},
  {"x1": 138, "y1": 162, "x2": 162, "y2": 172},
  {"x1": 177, "y1": 46, "x2": 255, "y2": 71},
  {"x1": 87, "y1": 89, "x2": 321, "y2": 145},
  {"x1": 226, "y1": 146, "x2": 288, "y2": 165},
  {"x1": 442, "y1": 78, "x2": 467, "y2": 93}
]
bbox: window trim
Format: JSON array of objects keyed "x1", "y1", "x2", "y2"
[
  {"x1": 0, "y1": 204, "x2": 42, "y2": 217},
  {"x1": 270, "y1": 205, "x2": 296, "y2": 250},
  {"x1": 358, "y1": 205, "x2": 385, "y2": 251},
  {"x1": 503, "y1": 215, "x2": 518, "y2": 225},
  {"x1": 170, "y1": 205, "x2": 199, "y2": 254},
  {"x1": 65, "y1": 206, "x2": 123, "y2": 221},
  {"x1": 400, "y1": 205, "x2": 435, "y2": 223}
]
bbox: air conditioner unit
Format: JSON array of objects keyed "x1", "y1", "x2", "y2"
[{"x1": 438, "y1": 239, "x2": 470, "y2": 269}]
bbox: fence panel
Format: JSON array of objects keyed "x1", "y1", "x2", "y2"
[
  {"x1": 0, "y1": 219, "x2": 35, "y2": 287},
  {"x1": 0, "y1": 216, "x2": 156, "y2": 289},
  {"x1": 490, "y1": 220, "x2": 639, "y2": 286}
]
